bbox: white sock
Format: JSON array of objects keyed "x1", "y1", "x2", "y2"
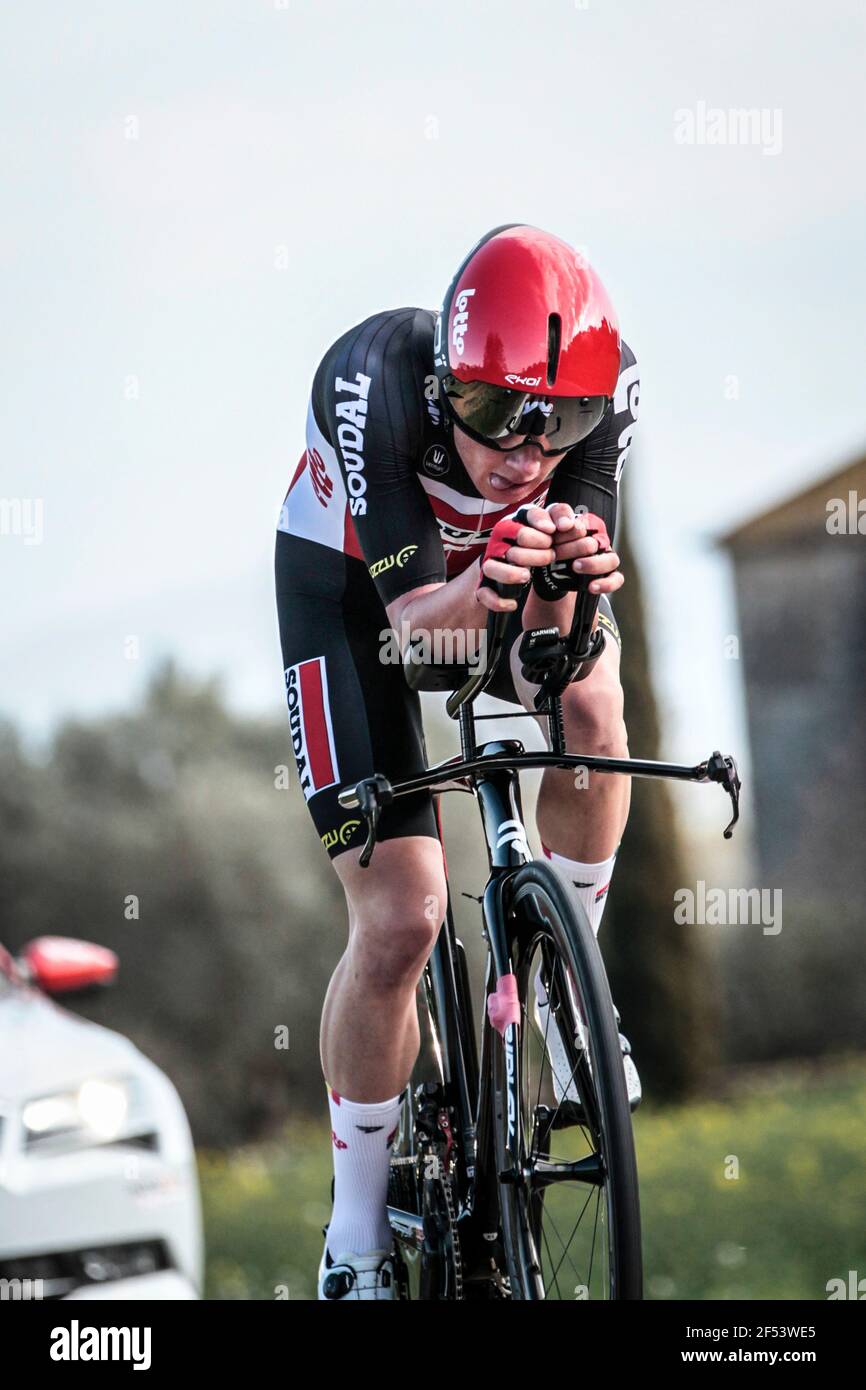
[
  {"x1": 541, "y1": 844, "x2": 618, "y2": 937},
  {"x1": 326, "y1": 1084, "x2": 405, "y2": 1259},
  {"x1": 535, "y1": 847, "x2": 618, "y2": 1102}
]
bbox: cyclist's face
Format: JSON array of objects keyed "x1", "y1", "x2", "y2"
[{"x1": 453, "y1": 427, "x2": 566, "y2": 504}]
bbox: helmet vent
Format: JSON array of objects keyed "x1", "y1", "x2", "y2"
[{"x1": 547, "y1": 314, "x2": 562, "y2": 388}]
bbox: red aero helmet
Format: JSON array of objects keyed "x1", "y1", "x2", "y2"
[{"x1": 434, "y1": 224, "x2": 620, "y2": 398}]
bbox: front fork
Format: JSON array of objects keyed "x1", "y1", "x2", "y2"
[
  {"x1": 474, "y1": 752, "x2": 534, "y2": 1240},
  {"x1": 422, "y1": 748, "x2": 532, "y2": 1281}
]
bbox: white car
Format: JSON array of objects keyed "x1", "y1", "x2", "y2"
[{"x1": 0, "y1": 937, "x2": 203, "y2": 1300}]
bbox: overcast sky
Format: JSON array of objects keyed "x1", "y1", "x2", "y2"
[{"x1": 2, "y1": 0, "x2": 865, "y2": 846}]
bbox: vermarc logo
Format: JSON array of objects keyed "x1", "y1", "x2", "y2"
[{"x1": 422, "y1": 444, "x2": 449, "y2": 477}]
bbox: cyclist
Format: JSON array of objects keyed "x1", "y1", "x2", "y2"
[{"x1": 274, "y1": 224, "x2": 640, "y2": 1300}]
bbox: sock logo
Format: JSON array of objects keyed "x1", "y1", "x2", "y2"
[{"x1": 331, "y1": 1130, "x2": 348, "y2": 1150}]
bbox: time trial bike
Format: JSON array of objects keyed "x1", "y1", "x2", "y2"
[{"x1": 337, "y1": 577, "x2": 740, "y2": 1300}]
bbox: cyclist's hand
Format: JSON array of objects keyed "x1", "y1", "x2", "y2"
[
  {"x1": 477, "y1": 506, "x2": 556, "y2": 611},
  {"x1": 546, "y1": 504, "x2": 624, "y2": 596}
]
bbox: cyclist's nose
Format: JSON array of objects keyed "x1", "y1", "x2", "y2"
[{"x1": 497, "y1": 446, "x2": 544, "y2": 478}]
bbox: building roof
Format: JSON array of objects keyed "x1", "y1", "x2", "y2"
[{"x1": 719, "y1": 451, "x2": 866, "y2": 550}]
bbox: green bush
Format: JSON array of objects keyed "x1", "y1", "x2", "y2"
[{"x1": 199, "y1": 1056, "x2": 866, "y2": 1300}]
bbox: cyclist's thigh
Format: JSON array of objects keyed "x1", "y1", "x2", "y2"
[{"x1": 275, "y1": 532, "x2": 439, "y2": 862}]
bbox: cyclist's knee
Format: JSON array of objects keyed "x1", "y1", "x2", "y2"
[
  {"x1": 561, "y1": 661, "x2": 627, "y2": 754},
  {"x1": 352, "y1": 891, "x2": 444, "y2": 989},
  {"x1": 336, "y1": 838, "x2": 446, "y2": 990}
]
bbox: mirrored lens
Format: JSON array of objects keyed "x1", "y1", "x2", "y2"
[
  {"x1": 530, "y1": 394, "x2": 607, "y2": 449},
  {"x1": 443, "y1": 375, "x2": 607, "y2": 452},
  {"x1": 443, "y1": 377, "x2": 530, "y2": 439}
]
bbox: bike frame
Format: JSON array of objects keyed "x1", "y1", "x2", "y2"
[
  {"x1": 342, "y1": 733, "x2": 740, "y2": 1276},
  {"x1": 337, "y1": 592, "x2": 741, "y2": 1281}
]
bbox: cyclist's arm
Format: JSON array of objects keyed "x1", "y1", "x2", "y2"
[
  {"x1": 518, "y1": 341, "x2": 638, "y2": 629},
  {"x1": 385, "y1": 564, "x2": 481, "y2": 647},
  {"x1": 387, "y1": 511, "x2": 557, "y2": 640},
  {"x1": 319, "y1": 312, "x2": 553, "y2": 642},
  {"x1": 316, "y1": 310, "x2": 448, "y2": 606}
]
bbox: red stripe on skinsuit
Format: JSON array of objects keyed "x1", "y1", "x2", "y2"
[
  {"x1": 286, "y1": 450, "x2": 309, "y2": 496},
  {"x1": 299, "y1": 659, "x2": 335, "y2": 788}
]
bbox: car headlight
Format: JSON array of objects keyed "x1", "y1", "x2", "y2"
[{"x1": 22, "y1": 1078, "x2": 131, "y2": 1147}]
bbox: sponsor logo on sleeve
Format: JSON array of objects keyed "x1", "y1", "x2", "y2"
[
  {"x1": 369, "y1": 543, "x2": 418, "y2": 579},
  {"x1": 308, "y1": 447, "x2": 334, "y2": 507},
  {"x1": 334, "y1": 371, "x2": 373, "y2": 517}
]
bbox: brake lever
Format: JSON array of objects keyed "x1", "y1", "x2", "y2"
[
  {"x1": 702, "y1": 750, "x2": 742, "y2": 839},
  {"x1": 346, "y1": 774, "x2": 394, "y2": 867}
]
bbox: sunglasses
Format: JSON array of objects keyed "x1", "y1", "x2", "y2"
[{"x1": 442, "y1": 374, "x2": 608, "y2": 455}]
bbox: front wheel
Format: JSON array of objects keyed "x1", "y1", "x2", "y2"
[{"x1": 490, "y1": 859, "x2": 642, "y2": 1299}]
